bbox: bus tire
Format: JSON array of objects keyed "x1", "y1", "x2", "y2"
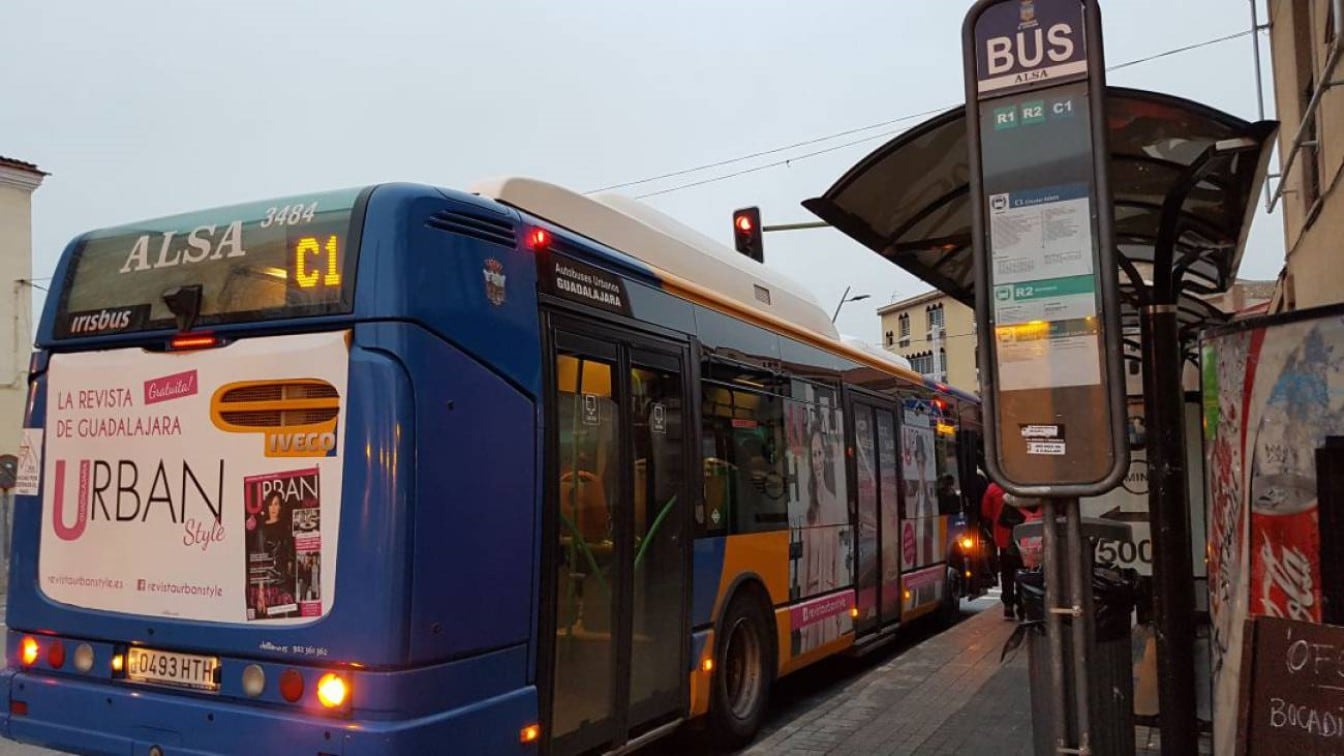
[
  {"x1": 940, "y1": 566, "x2": 960, "y2": 627},
  {"x1": 708, "y1": 593, "x2": 774, "y2": 749}
]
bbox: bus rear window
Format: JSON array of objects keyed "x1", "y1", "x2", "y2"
[{"x1": 56, "y1": 187, "x2": 364, "y2": 338}]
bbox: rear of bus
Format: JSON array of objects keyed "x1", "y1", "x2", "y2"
[{"x1": 2, "y1": 184, "x2": 546, "y2": 754}]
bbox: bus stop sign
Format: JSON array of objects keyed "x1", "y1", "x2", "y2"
[{"x1": 962, "y1": 0, "x2": 1126, "y2": 496}]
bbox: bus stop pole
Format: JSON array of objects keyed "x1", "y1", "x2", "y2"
[
  {"x1": 1140, "y1": 303, "x2": 1198, "y2": 755},
  {"x1": 1041, "y1": 497, "x2": 1071, "y2": 752},
  {"x1": 1063, "y1": 497, "x2": 1094, "y2": 755}
]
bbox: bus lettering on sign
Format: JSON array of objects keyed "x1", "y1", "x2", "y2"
[{"x1": 975, "y1": 0, "x2": 1086, "y2": 95}]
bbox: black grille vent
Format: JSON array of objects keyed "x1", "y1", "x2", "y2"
[{"x1": 426, "y1": 210, "x2": 516, "y2": 248}]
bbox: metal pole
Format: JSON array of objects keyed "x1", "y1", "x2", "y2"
[
  {"x1": 1042, "y1": 497, "x2": 1071, "y2": 752},
  {"x1": 831, "y1": 285, "x2": 852, "y2": 323},
  {"x1": 1140, "y1": 303, "x2": 1198, "y2": 756},
  {"x1": 1064, "y1": 497, "x2": 1093, "y2": 755},
  {"x1": 761, "y1": 220, "x2": 829, "y2": 233},
  {"x1": 1250, "y1": 0, "x2": 1265, "y2": 122}
]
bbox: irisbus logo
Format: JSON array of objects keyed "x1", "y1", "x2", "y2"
[{"x1": 209, "y1": 379, "x2": 341, "y2": 458}]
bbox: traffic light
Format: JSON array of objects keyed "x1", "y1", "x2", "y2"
[{"x1": 732, "y1": 207, "x2": 764, "y2": 262}]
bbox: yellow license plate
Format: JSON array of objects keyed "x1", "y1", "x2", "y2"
[{"x1": 125, "y1": 647, "x2": 220, "y2": 692}]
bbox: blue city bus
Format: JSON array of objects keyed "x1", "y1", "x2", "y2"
[{"x1": 2, "y1": 178, "x2": 986, "y2": 755}]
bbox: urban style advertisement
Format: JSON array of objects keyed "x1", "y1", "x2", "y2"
[{"x1": 35, "y1": 331, "x2": 348, "y2": 625}]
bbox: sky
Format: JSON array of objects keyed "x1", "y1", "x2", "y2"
[{"x1": 4, "y1": 0, "x2": 1279, "y2": 343}]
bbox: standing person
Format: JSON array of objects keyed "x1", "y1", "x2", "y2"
[{"x1": 981, "y1": 482, "x2": 1025, "y2": 620}]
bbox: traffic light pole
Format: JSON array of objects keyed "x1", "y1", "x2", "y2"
[{"x1": 761, "y1": 220, "x2": 828, "y2": 232}]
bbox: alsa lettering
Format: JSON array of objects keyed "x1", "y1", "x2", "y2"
[
  {"x1": 120, "y1": 221, "x2": 247, "y2": 273},
  {"x1": 267, "y1": 431, "x2": 337, "y2": 456},
  {"x1": 985, "y1": 23, "x2": 1076, "y2": 75}
]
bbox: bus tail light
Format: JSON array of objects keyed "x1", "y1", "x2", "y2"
[
  {"x1": 169, "y1": 333, "x2": 219, "y2": 350},
  {"x1": 19, "y1": 637, "x2": 39, "y2": 666},
  {"x1": 9, "y1": 700, "x2": 27, "y2": 716},
  {"x1": 316, "y1": 673, "x2": 347, "y2": 708},
  {"x1": 520, "y1": 724, "x2": 542, "y2": 744},
  {"x1": 73, "y1": 643, "x2": 95, "y2": 673},
  {"x1": 525, "y1": 227, "x2": 552, "y2": 251},
  {"x1": 241, "y1": 665, "x2": 266, "y2": 697},
  {"x1": 47, "y1": 640, "x2": 66, "y2": 669},
  {"x1": 279, "y1": 669, "x2": 304, "y2": 702}
]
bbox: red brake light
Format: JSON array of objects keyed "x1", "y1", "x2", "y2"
[
  {"x1": 279, "y1": 669, "x2": 304, "y2": 702},
  {"x1": 526, "y1": 228, "x2": 552, "y2": 251},
  {"x1": 735, "y1": 214, "x2": 753, "y2": 233},
  {"x1": 47, "y1": 640, "x2": 65, "y2": 669},
  {"x1": 169, "y1": 333, "x2": 219, "y2": 350}
]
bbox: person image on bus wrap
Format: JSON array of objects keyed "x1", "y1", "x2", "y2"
[
  {"x1": 252, "y1": 492, "x2": 297, "y2": 619},
  {"x1": 799, "y1": 419, "x2": 845, "y2": 651}
]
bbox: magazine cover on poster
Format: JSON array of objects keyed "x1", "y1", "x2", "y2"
[{"x1": 37, "y1": 331, "x2": 348, "y2": 625}]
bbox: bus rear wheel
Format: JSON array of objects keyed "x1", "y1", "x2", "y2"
[
  {"x1": 940, "y1": 566, "x2": 961, "y2": 627},
  {"x1": 708, "y1": 595, "x2": 773, "y2": 749}
]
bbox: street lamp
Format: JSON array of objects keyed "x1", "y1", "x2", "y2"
[{"x1": 831, "y1": 286, "x2": 871, "y2": 322}]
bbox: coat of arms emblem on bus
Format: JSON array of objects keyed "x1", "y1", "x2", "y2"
[
  {"x1": 209, "y1": 379, "x2": 341, "y2": 458},
  {"x1": 483, "y1": 258, "x2": 507, "y2": 306}
]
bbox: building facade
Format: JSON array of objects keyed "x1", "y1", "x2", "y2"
[
  {"x1": 0, "y1": 157, "x2": 46, "y2": 456},
  {"x1": 877, "y1": 290, "x2": 977, "y2": 394},
  {"x1": 1268, "y1": 0, "x2": 1344, "y2": 311}
]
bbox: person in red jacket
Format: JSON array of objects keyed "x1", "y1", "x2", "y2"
[{"x1": 980, "y1": 482, "x2": 1020, "y2": 620}]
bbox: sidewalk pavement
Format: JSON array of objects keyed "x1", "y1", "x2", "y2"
[
  {"x1": 742, "y1": 596, "x2": 1194, "y2": 756},
  {"x1": 743, "y1": 596, "x2": 1032, "y2": 755}
]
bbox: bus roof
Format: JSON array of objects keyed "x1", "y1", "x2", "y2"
[{"x1": 471, "y1": 177, "x2": 840, "y2": 340}]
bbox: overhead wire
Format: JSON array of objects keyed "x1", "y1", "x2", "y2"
[{"x1": 591, "y1": 28, "x2": 1255, "y2": 201}]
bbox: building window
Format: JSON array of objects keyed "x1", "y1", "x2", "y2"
[
  {"x1": 927, "y1": 303, "x2": 944, "y2": 334},
  {"x1": 898, "y1": 313, "x2": 911, "y2": 344},
  {"x1": 885, "y1": 330, "x2": 894, "y2": 347}
]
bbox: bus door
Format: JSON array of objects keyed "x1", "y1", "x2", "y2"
[
  {"x1": 546, "y1": 320, "x2": 691, "y2": 756},
  {"x1": 850, "y1": 398, "x2": 903, "y2": 633}
]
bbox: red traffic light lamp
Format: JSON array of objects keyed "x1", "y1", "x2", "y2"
[{"x1": 732, "y1": 207, "x2": 764, "y2": 262}]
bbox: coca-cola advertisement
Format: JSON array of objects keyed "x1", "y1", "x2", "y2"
[
  {"x1": 1203, "y1": 308, "x2": 1344, "y2": 754},
  {"x1": 244, "y1": 467, "x2": 322, "y2": 620}
]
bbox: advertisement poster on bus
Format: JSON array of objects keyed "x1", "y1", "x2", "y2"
[
  {"x1": 38, "y1": 331, "x2": 348, "y2": 625},
  {"x1": 901, "y1": 405, "x2": 942, "y2": 572},
  {"x1": 1203, "y1": 311, "x2": 1344, "y2": 753},
  {"x1": 785, "y1": 384, "x2": 852, "y2": 653},
  {"x1": 244, "y1": 467, "x2": 323, "y2": 620}
]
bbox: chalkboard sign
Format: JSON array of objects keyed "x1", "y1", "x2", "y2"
[{"x1": 1237, "y1": 616, "x2": 1344, "y2": 754}]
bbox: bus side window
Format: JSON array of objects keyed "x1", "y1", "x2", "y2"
[{"x1": 700, "y1": 384, "x2": 787, "y2": 535}]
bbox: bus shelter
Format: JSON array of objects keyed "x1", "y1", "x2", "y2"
[{"x1": 804, "y1": 87, "x2": 1276, "y2": 752}]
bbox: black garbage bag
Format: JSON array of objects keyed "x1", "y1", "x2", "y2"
[{"x1": 1002, "y1": 565, "x2": 1139, "y2": 661}]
